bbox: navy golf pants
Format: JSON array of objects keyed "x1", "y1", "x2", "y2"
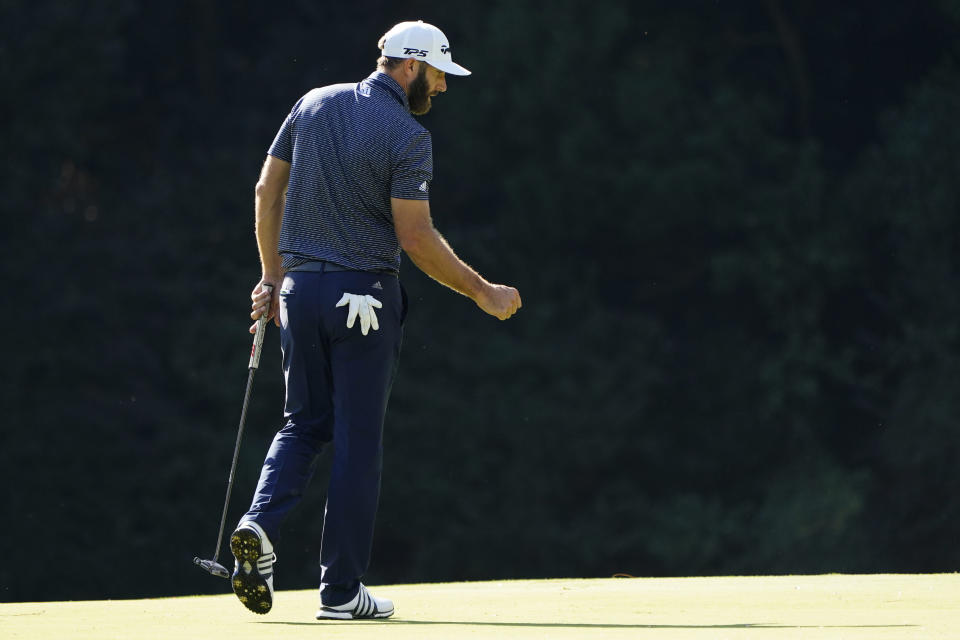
[{"x1": 241, "y1": 269, "x2": 405, "y2": 606}]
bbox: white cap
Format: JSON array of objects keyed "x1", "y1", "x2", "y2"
[{"x1": 380, "y1": 20, "x2": 471, "y2": 76}]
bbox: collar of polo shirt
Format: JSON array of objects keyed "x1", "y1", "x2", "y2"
[
  {"x1": 367, "y1": 72, "x2": 410, "y2": 110},
  {"x1": 380, "y1": 20, "x2": 471, "y2": 76}
]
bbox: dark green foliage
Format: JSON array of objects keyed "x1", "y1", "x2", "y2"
[{"x1": 2, "y1": 0, "x2": 959, "y2": 601}]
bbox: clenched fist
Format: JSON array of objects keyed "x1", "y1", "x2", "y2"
[{"x1": 476, "y1": 283, "x2": 522, "y2": 320}]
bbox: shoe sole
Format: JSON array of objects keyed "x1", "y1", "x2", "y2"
[
  {"x1": 315, "y1": 607, "x2": 394, "y2": 620},
  {"x1": 230, "y1": 528, "x2": 272, "y2": 614}
]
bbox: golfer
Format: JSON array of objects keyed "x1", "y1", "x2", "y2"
[{"x1": 229, "y1": 20, "x2": 522, "y2": 620}]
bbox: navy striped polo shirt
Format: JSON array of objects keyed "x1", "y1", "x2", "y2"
[{"x1": 268, "y1": 71, "x2": 433, "y2": 274}]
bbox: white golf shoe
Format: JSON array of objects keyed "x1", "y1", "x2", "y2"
[
  {"x1": 230, "y1": 520, "x2": 276, "y2": 614},
  {"x1": 316, "y1": 583, "x2": 394, "y2": 620}
]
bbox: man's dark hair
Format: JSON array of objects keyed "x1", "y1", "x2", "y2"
[{"x1": 377, "y1": 55, "x2": 407, "y2": 71}]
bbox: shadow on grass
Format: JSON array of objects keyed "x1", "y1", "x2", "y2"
[{"x1": 258, "y1": 620, "x2": 918, "y2": 630}]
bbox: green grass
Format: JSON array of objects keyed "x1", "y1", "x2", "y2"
[{"x1": 3, "y1": 575, "x2": 958, "y2": 639}]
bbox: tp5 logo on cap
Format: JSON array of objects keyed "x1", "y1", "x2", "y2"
[{"x1": 380, "y1": 20, "x2": 471, "y2": 76}]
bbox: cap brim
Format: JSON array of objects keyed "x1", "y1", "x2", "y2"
[{"x1": 431, "y1": 59, "x2": 471, "y2": 76}]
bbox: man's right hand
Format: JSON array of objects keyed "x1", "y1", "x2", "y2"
[
  {"x1": 249, "y1": 278, "x2": 280, "y2": 333},
  {"x1": 476, "y1": 283, "x2": 522, "y2": 320}
]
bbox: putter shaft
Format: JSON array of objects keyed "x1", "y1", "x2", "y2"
[{"x1": 194, "y1": 299, "x2": 271, "y2": 580}]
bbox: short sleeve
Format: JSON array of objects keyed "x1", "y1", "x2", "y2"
[
  {"x1": 391, "y1": 130, "x2": 433, "y2": 200},
  {"x1": 268, "y1": 99, "x2": 302, "y2": 162}
]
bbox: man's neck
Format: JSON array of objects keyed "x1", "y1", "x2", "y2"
[{"x1": 381, "y1": 67, "x2": 410, "y2": 93}]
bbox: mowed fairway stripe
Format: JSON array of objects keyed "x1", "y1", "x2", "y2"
[{"x1": 1, "y1": 575, "x2": 957, "y2": 640}]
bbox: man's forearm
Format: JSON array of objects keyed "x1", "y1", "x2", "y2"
[
  {"x1": 255, "y1": 192, "x2": 284, "y2": 278},
  {"x1": 402, "y1": 226, "x2": 487, "y2": 300},
  {"x1": 253, "y1": 155, "x2": 291, "y2": 280},
  {"x1": 392, "y1": 197, "x2": 520, "y2": 320}
]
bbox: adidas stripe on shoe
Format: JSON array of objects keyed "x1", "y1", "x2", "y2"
[
  {"x1": 230, "y1": 521, "x2": 276, "y2": 614},
  {"x1": 316, "y1": 583, "x2": 394, "y2": 620}
]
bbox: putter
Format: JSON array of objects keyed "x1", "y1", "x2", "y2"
[{"x1": 194, "y1": 285, "x2": 273, "y2": 579}]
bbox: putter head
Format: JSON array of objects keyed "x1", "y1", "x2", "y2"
[{"x1": 193, "y1": 556, "x2": 230, "y2": 579}]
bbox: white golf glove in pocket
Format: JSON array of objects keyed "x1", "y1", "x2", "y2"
[{"x1": 336, "y1": 293, "x2": 382, "y2": 335}]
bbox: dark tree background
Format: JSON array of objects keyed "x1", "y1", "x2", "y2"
[{"x1": 2, "y1": 0, "x2": 959, "y2": 602}]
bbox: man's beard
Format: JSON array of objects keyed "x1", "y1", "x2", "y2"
[{"x1": 408, "y1": 66, "x2": 432, "y2": 115}]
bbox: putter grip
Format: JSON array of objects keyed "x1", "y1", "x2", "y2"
[{"x1": 248, "y1": 284, "x2": 273, "y2": 370}]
